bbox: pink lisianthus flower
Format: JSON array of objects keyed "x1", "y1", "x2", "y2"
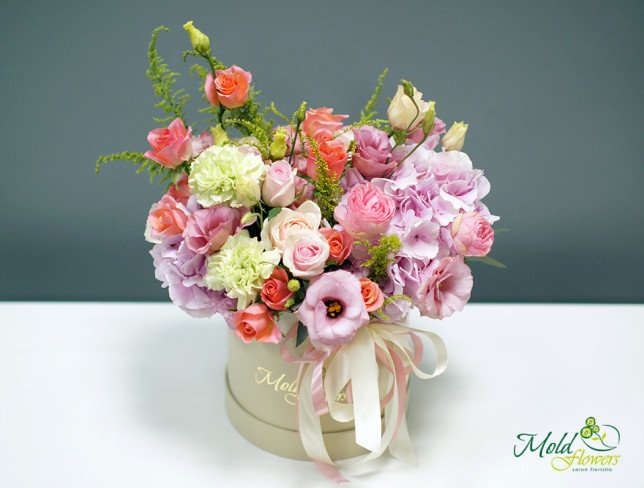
[
  {"x1": 416, "y1": 257, "x2": 473, "y2": 319},
  {"x1": 302, "y1": 107, "x2": 348, "y2": 139},
  {"x1": 182, "y1": 205, "x2": 245, "y2": 255},
  {"x1": 297, "y1": 270, "x2": 369, "y2": 351},
  {"x1": 451, "y1": 211, "x2": 494, "y2": 257},
  {"x1": 351, "y1": 126, "x2": 395, "y2": 178},
  {"x1": 231, "y1": 303, "x2": 281, "y2": 344},
  {"x1": 191, "y1": 130, "x2": 214, "y2": 156},
  {"x1": 334, "y1": 182, "x2": 395, "y2": 239},
  {"x1": 204, "y1": 65, "x2": 252, "y2": 109},
  {"x1": 145, "y1": 194, "x2": 190, "y2": 243},
  {"x1": 144, "y1": 118, "x2": 193, "y2": 169}
]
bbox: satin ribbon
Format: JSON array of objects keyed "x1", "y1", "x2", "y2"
[{"x1": 280, "y1": 320, "x2": 448, "y2": 483}]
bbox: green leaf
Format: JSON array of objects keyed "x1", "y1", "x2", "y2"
[
  {"x1": 360, "y1": 68, "x2": 389, "y2": 124},
  {"x1": 296, "y1": 322, "x2": 309, "y2": 347},
  {"x1": 466, "y1": 256, "x2": 507, "y2": 269},
  {"x1": 493, "y1": 227, "x2": 511, "y2": 234},
  {"x1": 267, "y1": 206, "x2": 283, "y2": 220}
]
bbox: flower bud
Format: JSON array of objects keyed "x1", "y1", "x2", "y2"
[
  {"x1": 401, "y1": 79, "x2": 415, "y2": 99},
  {"x1": 422, "y1": 101, "x2": 436, "y2": 135},
  {"x1": 442, "y1": 121, "x2": 468, "y2": 151},
  {"x1": 284, "y1": 297, "x2": 296, "y2": 309},
  {"x1": 269, "y1": 129, "x2": 288, "y2": 160},
  {"x1": 295, "y1": 101, "x2": 307, "y2": 123},
  {"x1": 240, "y1": 212, "x2": 258, "y2": 226},
  {"x1": 287, "y1": 279, "x2": 301, "y2": 293},
  {"x1": 211, "y1": 124, "x2": 229, "y2": 146},
  {"x1": 183, "y1": 21, "x2": 210, "y2": 56}
]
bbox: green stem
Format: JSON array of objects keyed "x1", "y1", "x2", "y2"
[
  {"x1": 287, "y1": 119, "x2": 303, "y2": 165},
  {"x1": 398, "y1": 132, "x2": 429, "y2": 165}
]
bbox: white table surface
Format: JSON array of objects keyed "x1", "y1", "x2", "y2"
[{"x1": 1, "y1": 303, "x2": 642, "y2": 487}]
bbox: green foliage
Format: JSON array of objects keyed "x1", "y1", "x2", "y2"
[
  {"x1": 95, "y1": 151, "x2": 185, "y2": 184},
  {"x1": 146, "y1": 26, "x2": 189, "y2": 124},
  {"x1": 391, "y1": 129, "x2": 408, "y2": 144},
  {"x1": 306, "y1": 137, "x2": 343, "y2": 223},
  {"x1": 296, "y1": 321, "x2": 309, "y2": 347},
  {"x1": 360, "y1": 68, "x2": 389, "y2": 124},
  {"x1": 267, "y1": 102, "x2": 290, "y2": 123},
  {"x1": 465, "y1": 256, "x2": 507, "y2": 269},
  {"x1": 358, "y1": 234, "x2": 402, "y2": 282}
]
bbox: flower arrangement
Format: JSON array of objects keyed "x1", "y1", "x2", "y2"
[{"x1": 98, "y1": 21, "x2": 499, "y2": 481}]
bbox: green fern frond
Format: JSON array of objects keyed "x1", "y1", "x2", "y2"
[
  {"x1": 360, "y1": 68, "x2": 389, "y2": 125},
  {"x1": 357, "y1": 234, "x2": 402, "y2": 282},
  {"x1": 146, "y1": 26, "x2": 189, "y2": 123},
  {"x1": 267, "y1": 102, "x2": 290, "y2": 123}
]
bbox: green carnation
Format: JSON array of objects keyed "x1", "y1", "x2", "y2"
[
  {"x1": 189, "y1": 145, "x2": 264, "y2": 208},
  {"x1": 204, "y1": 230, "x2": 280, "y2": 308}
]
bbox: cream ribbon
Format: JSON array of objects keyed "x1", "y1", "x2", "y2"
[{"x1": 283, "y1": 320, "x2": 448, "y2": 482}]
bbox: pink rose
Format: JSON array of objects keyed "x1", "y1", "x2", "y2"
[
  {"x1": 290, "y1": 176, "x2": 315, "y2": 208},
  {"x1": 262, "y1": 160, "x2": 297, "y2": 207},
  {"x1": 297, "y1": 270, "x2": 369, "y2": 351},
  {"x1": 204, "y1": 65, "x2": 252, "y2": 109},
  {"x1": 302, "y1": 107, "x2": 348, "y2": 139},
  {"x1": 282, "y1": 230, "x2": 330, "y2": 279},
  {"x1": 260, "y1": 201, "x2": 321, "y2": 252},
  {"x1": 167, "y1": 173, "x2": 191, "y2": 206},
  {"x1": 359, "y1": 278, "x2": 384, "y2": 312},
  {"x1": 416, "y1": 257, "x2": 473, "y2": 319},
  {"x1": 144, "y1": 118, "x2": 193, "y2": 169},
  {"x1": 231, "y1": 303, "x2": 281, "y2": 344},
  {"x1": 352, "y1": 126, "x2": 396, "y2": 178},
  {"x1": 260, "y1": 268, "x2": 294, "y2": 311},
  {"x1": 183, "y1": 205, "x2": 245, "y2": 255},
  {"x1": 145, "y1": 194, "x2": 189, "y2": 242},
  {"x1": 306, "y1": 139, "x2": 348, "y2": 181},
  {"x1": 451, "y1": 212, "x2": 494, "y2": 257},
  {"x1": 334, "y1": 182, "x2": 395, "y2": 238},
  {"x1": 319, "y1": 228, "x2": 353, "y2": 265}
]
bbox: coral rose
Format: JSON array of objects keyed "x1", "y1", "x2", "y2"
[
  {"x1": 319, "y1": 228, "x2": 353, "y2": 265},
  {"x1": 306, "y1": 139, "x2": 348, "y2": 181},
  {"x1": 167, "y1": 173, "x2": 191, "y2": 205},
  {"x1": 260, "y1": 267, "x2": 294, "y2": 311},
  {"x1": 231, "y1": 303, "x2": 281, "y2": 344},
  {"x1": 145, "y1": 194, "x2": 189, "y2": 243},
  {"x1": 359, "y1": 278, "x2": 384, "y2": 312},
  {"x1": 204, "y1": 65, "x2": 252, "y2": 109},
  {"x1": 302, "y1": 107, "x2": 348, "y2": 139},
  {"x1": 144, "y1": 118, "x2": 193, "y2": 169}
]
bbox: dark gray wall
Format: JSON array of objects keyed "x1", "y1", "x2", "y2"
[{"x1": 1, "y1": 0, "x2": 642, "y2": 302}]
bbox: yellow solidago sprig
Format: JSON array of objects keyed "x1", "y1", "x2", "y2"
[
  {"x1": 306, "y1": 136, "x2": 343, "y2": 223},
  {"x1": 188, "y1": 145, "x2": 264, "y2": 208},
  {"x1": 357, "y1": 234, "x2": 402, "y2": 282},
  {"x1": 204, "y1": 230, "x2": 280, "y2": 309}
]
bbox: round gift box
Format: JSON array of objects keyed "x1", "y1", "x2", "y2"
[{"x1": 225, "y1": 329, "x2": 372, "y2": 461}]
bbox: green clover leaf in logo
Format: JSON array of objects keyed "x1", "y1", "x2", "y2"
[
  {"x1": 585, "y1": 417, "x2": 596, "y2": 427},
  {"x1": 579, "y1": 416, "x2": 620, "y2": 451},
  {"x1": 581, "y1": 426, "x2": 593, "y2": 439}
]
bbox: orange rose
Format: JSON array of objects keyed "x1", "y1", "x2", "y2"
[
  {"x1": 359, "y1": 278, "x2": 385, "y2": 312},
  {"x1": 231, "y1": 303, "x2": 281, "y2": 343},
  {"x1": 205, "y1": 65, "x2": 252, "y2": 109},
  {"x1": 319, "y1": 228, "x2": 353, "y2": 265},
  {"x1": 306, "y1": 139, "x2": 348, "y2": 181}
]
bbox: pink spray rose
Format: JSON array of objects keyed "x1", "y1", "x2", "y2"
[
  {"x1": 282, "y1": 230, "x2": 330, "y2": 279},
  {"x1": 359, "y1": 278, "x2": 384, "y2": 312},
  {"x1": 302, "y1": 107, "x2": 348, "y2": 139},
  {"x1": 306, "y1": 139, "x2": 348, "y2": 182},
  {"x1": 290, "y1": 176, "x2": 315, "y2": 208},
  {"x1": 260, "y1": 267, "x2": 294, "y2": 311},
  {"x1": 145, "y1": 194, "x2": 189, "y2": 242},
  {"x1": 144, "y1": 118, "x2": 193, "y2": 169},
  {"x1": 167, "y1": 173, "x2": 191, "y2": 206},
  {"x1": 451, "y1": 212, "x2": 494, "y2": 257},
  {"x1": 191, "y1": 130, "x2": 214, "y2": 156},
  {"x1": 183, "y1": 205, "x2": 244, "y2": 255},
  {"x1": 297, "y1": 270, "x2": 369, "y2": 351},
  {"x1": 416, "y1": 257, "x2": 473, "y2": 319},
  {"x1": 231, "y1": 303, "x2": 281, "y2": 344},
  {"x1": 319, "y1": 227, "x2": 353, "y2": 265},
  {"x1": 204, "y1": 65, "x2": 252, "y2": 109},
  {"x1": 351, "y1": 126, "x2": 395, "y2": 178},
  {"x1": 262, "y1": 160, "x2": 297, "y2": 207},
  {"x1": 334, "y1": 182, "x2": 395, "y2": 238}
]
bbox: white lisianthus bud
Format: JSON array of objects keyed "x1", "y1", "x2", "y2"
[
  {"x1": 183, "y1": 21, "x2": 211, "y2": 56},
  {"x1": 211, "y1": 124, "x2": 229, "y2": 146},
  {"x1": 422, "y1": 101, "x2": 436, "y2": 135},
  {"x1": 442, "y1": 122, "x2": 469, "y2": 151},
  {"x1": 387, "y1": 85, "x2": 430, "y2": 131}
]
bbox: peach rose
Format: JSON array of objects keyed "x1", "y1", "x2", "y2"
[
  {"x1": 204, "y1": 65, "x2": 252, "y2": 109},
  {"x1": 451, "y1": 211, "x2": 494, "y2": 256},
  {"x1": 302, "y1": 107, "x2": 348, "y2": 138},
  {"x1": 319, "y1": 228, "x2": 353, "y2": 265},
  {"x1": 260, "y1": 268, "x2": 294, "y2": 311},
  {"x1": 260, "y1": 201, "x2": 321, "y2": 252},
  {"x1": 231, "y1": 303, "x2": 281, "y2": 343},
  {"x1": 359, "y1": 278, "x2": 384, "y2": 312},
  {"x1": 167, "y1": 173, "x2": 191, "y2": 206},
  {"x1": 144, "y1": 118, "x2": 193, "y2": 169},
  {"x1": 306, "y1": 139, "x2": 348, "y2": 181},
  {"x1": 282, "y1": 230, "x2": 330, "y2": 279},
  {"x1": 145, "y1": 194, "x2": 189, "y2": 243}
]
